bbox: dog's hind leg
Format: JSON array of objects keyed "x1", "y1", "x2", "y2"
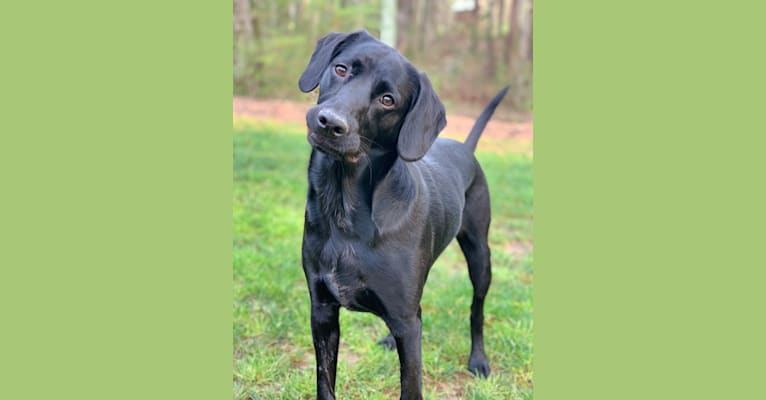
[
  {"x1": 377, "y1": 333, "x2": 397, "y2": 351},
  {"x1": 456, "y1": 172, "x2": 492, "y2": 378}
]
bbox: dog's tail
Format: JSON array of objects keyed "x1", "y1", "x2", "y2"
[{"x1": 464, "y1": 86, "x2": 510, "y2": 152}]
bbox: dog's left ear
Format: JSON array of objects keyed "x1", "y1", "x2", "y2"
[
  {"x1": 299, "y1": 30, "x2": 374, "y2": 93},
  {"x1": 397, "y1": 73, "x2": 446, "y2": 162},
  {"x1": 298, "y1": 32, "x2": 347, "y2": 93}
]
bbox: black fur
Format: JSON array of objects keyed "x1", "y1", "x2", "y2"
[{"x1": 299, "y1": 30, "x2": 508, "y2": 400}]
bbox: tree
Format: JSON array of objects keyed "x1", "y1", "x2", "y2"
[
  {"x1": 381, "y1": 0, "x2": 397, "y2": 46},
  {"x1": 233, "y1": 0, "x2": 255, "y2": 95},
  {"x1": 505, "y1": 0, "x2": 521, "y2": 66}
]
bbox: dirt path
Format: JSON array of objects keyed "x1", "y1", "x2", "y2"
[{"x1": 234, "y1": 97, "x2": 533, "y2": 155}]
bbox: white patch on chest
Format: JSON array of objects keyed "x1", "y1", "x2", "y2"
[{"x1": 319, "y1": 240, "x2": 363, "y2": 307}]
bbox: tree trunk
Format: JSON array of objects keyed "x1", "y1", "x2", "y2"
[
  {"x1": 470, "y1": 0, "x2": 480, "y2": 55},
  {"x1": 505, "y1": 0, "x2": 521, "y2": 65},
  {"x1": 485, "y1": 0, "x2": 496, "y2": 78},
  {"x1": 233, "y1": 0, "x2": 253, "y2": 38},
  {"x1": 397, "y1": 0, "x2": 415, "y2": 55},
  {"x1": 418, "y1": 0, "x2": 429, "y2": 53},
  {"x1": 422, "y1": 0, "x2": 435, "y2": 58},
  {"x1": 233, "y1": 0, "x2": 254, "y2": 95},
  {"x1": 498, "y1": 0, "x2": 506, "y2": 37},
  {"x1": 526, "y1": 0, "x2": 533, "y2": 62},
  {"x1": 381, "y1": 0, "x2": 397, "y2": 46}
]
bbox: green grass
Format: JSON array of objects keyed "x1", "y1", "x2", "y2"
[{"x1": 233, "y1": 120, "x2": 533, "y2": 399}]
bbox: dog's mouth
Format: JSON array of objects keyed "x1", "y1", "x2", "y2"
[{"x1": 308, "y1": 131, "x2": 363, "y2": 163}]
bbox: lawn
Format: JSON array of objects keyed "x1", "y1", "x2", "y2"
[{"x1": 233, "y1": 119, "x2": 533, "y2": 399}]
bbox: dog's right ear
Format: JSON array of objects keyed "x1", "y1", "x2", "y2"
[
  {"x1": 298, "y1": 32, "x2": 349, "y2": 93},
  {"x1": 397, "y1": 72, "x2": 447, "y2": 162}
]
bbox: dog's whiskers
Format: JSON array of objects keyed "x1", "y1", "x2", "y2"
[
  {"x1": 363, "y1": 153, "x2": 373, "y2": 185},
  {"x1": 359, "y1": 136, "x2": 383, "y2": 149}
]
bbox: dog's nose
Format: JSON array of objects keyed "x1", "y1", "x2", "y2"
[{"x1": 316, "y1": 110, "x2": 349, "y2": 136}]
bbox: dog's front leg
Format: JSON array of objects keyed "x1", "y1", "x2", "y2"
[
  {"x1": 386, "y1": 311, "x2": 424, "y2": 400},
  {"x1": 311, "y1": 302, "x2": 340, "y2": 400}
]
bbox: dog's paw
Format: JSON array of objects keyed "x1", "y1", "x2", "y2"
[
  {"x1": 377, "y1": 334, "x2": 396, "y2": 351},
  {"x1": 468, "y1": 353, "x2": 491, "y2": 378}
]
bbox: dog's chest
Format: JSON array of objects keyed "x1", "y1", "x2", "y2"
[{"x1": 313, "y1": 237, "x2": 389, "y2": 314}]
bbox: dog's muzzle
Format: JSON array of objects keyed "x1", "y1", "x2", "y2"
[{"x1": 306, "y1": 106, "x2": 362, "y2": 163}]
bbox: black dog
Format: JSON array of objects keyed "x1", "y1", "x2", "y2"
[{"x1": 299, "y1": 30, "x2": 508, "y2": 400}]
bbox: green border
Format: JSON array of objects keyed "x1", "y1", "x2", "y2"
[
  {"x1": 1, "y1": 1, "x2": 231, "y2": 398},
  {"x1": 536, "y1": 1, "x2": 766, "y2": 399},
  {"x1": 4, "y1": 0, "x2": 766, "y2": 398}
]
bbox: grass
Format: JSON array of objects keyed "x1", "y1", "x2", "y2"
[{"x1": 233, "y1": 119, "x2": 533, "y2": 399}]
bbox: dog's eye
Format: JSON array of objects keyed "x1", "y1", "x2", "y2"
[
  {"x1": 334, "y1": 64, "x2": 348, "y2": 77},
  {"x1": 380, "y1": 95, "x2": 395, "y2": 108}
]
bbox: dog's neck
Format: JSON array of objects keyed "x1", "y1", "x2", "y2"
[{"x1": 308, "y1": 148, "x2": 412, "y2": 235}]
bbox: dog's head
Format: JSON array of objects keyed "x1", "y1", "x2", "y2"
[{"x1": 299, "y1": 31, "x2": 446, "y2": 163}]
